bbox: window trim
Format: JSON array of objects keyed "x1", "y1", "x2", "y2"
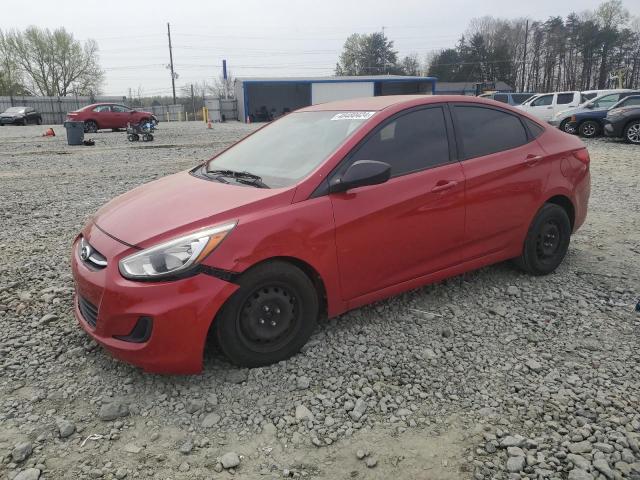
[
  {"x1": 450, "y1": 103, "x2": 535, "y2": 161},
  {"x1": 311, "y1": 103, "x2": 456, "y2": 198}
]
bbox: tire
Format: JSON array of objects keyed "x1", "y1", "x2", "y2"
[
  {"x1": 514, "y1": 203, "x2": 572, "y2": 276},
  {"x1": 84, "y1": 120, "x2": 98, "y2": 133},
  {"x1": 215, "y1": 261, "x2": 319, "y2": 367},
  {"x1": 20, "y1": 118, "x2": 27, "y2": 126},
  {"x1": 623, "y1": 120, "x2": 640, "y2": 144},
  {"x1": 579, "y1": 120, "x2": 600, "y2": 138},
  {"x1": 37, "y1": 117, "x2": 42, "y2": 125},
  {"x1": 560, "y1": 119, "x2": 575, "y2": 134}
]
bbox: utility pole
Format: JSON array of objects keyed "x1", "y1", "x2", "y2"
[
  {"x1": 167, "y1": 22, "x2": 176, "y2": 104},
  {"x1": 520, "y1": 20, "x2": 529, "y2": 92},
  {"x1": 190, "y1": 84, "x2": 196, "y2": 121},
  {"x1": 382, "y1": 26, "x2": 387, "y2": 75}
]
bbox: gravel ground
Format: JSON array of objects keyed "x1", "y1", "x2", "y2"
[{"x1": 0, "y1": 121, "x2": 639, "y2": 480}]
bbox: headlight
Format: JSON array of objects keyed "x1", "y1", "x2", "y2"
[{"x1": 119, "y1": 222, "x2": 236, "y2": 280}]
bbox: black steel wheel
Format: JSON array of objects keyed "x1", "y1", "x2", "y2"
[
  {"x1": 215, "y1": 261, "x2": 319, "y2": 367},
  {"x1": 84, "y1": 120, "x2": 98, "y2": 133},
  {"x1": 579, "y1": 120, "x2": 600, "y2": 138},
  {"x1": 513, "y1": 203, "x2": 572, "y2": 276},
  {"x1": 624, "y1": 121, "x2": 640, "y2": 144}
]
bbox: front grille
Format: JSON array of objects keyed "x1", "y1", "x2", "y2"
[{"x1": 78, "y1": 296, "x2": 98, "y2": 328}]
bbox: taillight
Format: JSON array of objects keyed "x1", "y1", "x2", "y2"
[{"x1": 572, "y1": 148, "x2": 590, "y2": 166}]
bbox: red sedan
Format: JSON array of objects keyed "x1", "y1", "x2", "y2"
[
  {"x1": 66, "y1": 103, "x2": 156, "y2": 133},
  {"x1": 71, "y1": 95, "x2": 590, "y2": 374}
]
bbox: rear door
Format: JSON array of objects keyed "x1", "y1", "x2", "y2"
[
  {"x1": 451, "y1": 104, "x2": 550, "y2": 258},
  {"x1": 330, "y1": 105, "x2": 466, "y2": 300},
  {"x1": 92, "y1": 105, "x2": 112, "y2": 128},
  {"x1": 111, "y1": 105, "x2": 133, "y2": 128},
  {"x1": 553, "y1": 92, "x2": 580, "y2": 117}
]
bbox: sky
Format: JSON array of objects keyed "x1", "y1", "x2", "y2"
[{"x1": 2, "y1": 0, "x2": 639, "y2": 97}]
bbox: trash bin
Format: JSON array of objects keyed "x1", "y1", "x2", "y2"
[{"x1": 63, "y1": 121, "x2": 85, "y2": 146}]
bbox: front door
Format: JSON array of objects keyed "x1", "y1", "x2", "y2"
[
  {"x1": 329, "y1": 106, "x2": 466, "y2": 301},
  {"x1": 526, "y1": 94, "x2": 555, "y2": 121}
]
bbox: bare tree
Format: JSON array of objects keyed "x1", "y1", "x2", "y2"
[{"x1": 5, "y1": 26, "x2": 103, "y2": 96}]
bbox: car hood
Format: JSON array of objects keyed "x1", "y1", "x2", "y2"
[
  {"x1": 1, "y1": 112, "x2": 23, "y2": 117},
  {"x1": 92, "y1": 170, "x2": 294, "y2": 247}
]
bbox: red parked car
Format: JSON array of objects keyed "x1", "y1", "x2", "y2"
[
  {"x1": 71, "y1": 95, "x2": 590, "y2": 374},
  {"x1": 66, "y1": 103, "x2": 156, "y2": 133}
]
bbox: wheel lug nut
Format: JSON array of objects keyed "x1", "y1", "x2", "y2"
[
  {"x1": 270, "y1": 320, "x2": 277, "y2": 326},
  {"x1": 259, "y1": 318, "x2": 265, "y2": 324}
]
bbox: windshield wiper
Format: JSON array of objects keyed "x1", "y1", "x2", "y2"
[{"x1": 206, "y1": 169, "x2": 269, "y2": 188}]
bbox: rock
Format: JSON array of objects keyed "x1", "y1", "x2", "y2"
[
  {"x1": 593, "y1": 442, "x2": 614, "y2": 454},
  {"x1": 440, "y1": 326, "x2": 454, "y2": 338},
  {"x1": 365, "y1": 457, "x2": 378, "y2": 468},
  {"x1": 179, "y1": 439, "x2": 194, "y2": 454},
  {"x1": 525, "y1": 359, "x2": 543, "y2": 372},
  {"x1": 185, "y1": 398, "x2": 205, "y2": 414},
  {"x1": 56, "y1": 418, "x2": 75, "y2": 438},
  {"x1": 568, "y1": 470, "x2": 594, "y2": 480},
  {"x1": 123, "y1": 443, "x2": 142, "y2": 454},
  {"x1": 14, "y1": 468, "x2": 41, "y2": 480},
  {"x1": 39, "y1": 313, "x2": 57, "y2": 324},
  {"x1": 202, "y1": 413, "x2": 221, "y2": 427},
  {"x1": 296, "y1": 376, "x2": 311, "y2": 390},
  {"x1": 423, "y1": 348, "x2": 438, "y2": 359},
  {"x1": 507, "y1": 446, "x2": 525, "y2": 457},
  {"x1": 226, "y1": 370, "x2": 248, "y2": 384},
  {"x1": 213, "y1": 463, "x2": 223, "y2": 473},
  {"x1": 592, "y1": 458, "x2": 614, "y2": 479},
  {"x1": 178, "y1": 462, "x2": 190, "y2": 472},
  {"x1": 356, "y1": 449, "x2": 368, "y2": 459},
  {"x1": 115, "y1": 469, "x2": 127, "y2": 479},
  {"x1": 98, "y1": 401, "x2": 129, "y2": 421},
  {"x1": 500, "y1": 435, "x2": 524, "y2": 448},
  {"x1": 221, "y1": 452, "x2": 240, "y2": 469},
  {"x1": 350, "y1": 398, "x2": 368, "y2": 421},
  {"x1": 567, "y1": 454, "x2": 591, "y2": 471},
  {"x1": 507, "y1": 286, "x2": 520, "y2": 296},
  {"x1": 295, "y1": 405, "x2": 314, "y2": 422},
  {"x1": 568, "y1": 441, "x2": 592, "y2": 454},
  {"x1": 506, "y1": 456, "x2": 526, "y2": 473},
  {"x1": 12, "y1": 442, "x2": 33, "y2": 462}
]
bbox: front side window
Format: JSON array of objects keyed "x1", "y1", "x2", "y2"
[
  {"x1": 112, "y1": 105, "x2": 131, "y2": 113},
  {"x1": 454, "y1": 105, "x2": 528, "y2": 159},
  {"x1": 207, "y1": 111, "x2": 371, "y2": 188},
  {"x1": 349, "y1": 107, "x2": 450, "y2": 177},
  {"x1": 556, "y1": 93, "x2": 575, "y2": 105},
  {"x1": 592, "y1": 94, "x2": 619, "y2": 108},
  {"x1": 531, "y1": 95, "x2": 553, "y2": 107}
]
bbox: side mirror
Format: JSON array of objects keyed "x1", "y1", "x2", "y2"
[
  {"x1": 585, "y1": 103, "x2": 594, "y2": 109},
  {"x1": 330, "y1": 160, "x2": 391, "y2": 194}
]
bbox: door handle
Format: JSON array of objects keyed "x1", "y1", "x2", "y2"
[
  {"x1": 431, "y1": 180, "x2": 458, "y2": 193},
  {"x1": 525, "y1": 154, "x2": 542, "y2": 166},
  {"x1": 546, "y1": 106, "x2": 553, "y2": 109}
]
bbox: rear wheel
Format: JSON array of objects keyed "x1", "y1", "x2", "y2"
[
  {"x1": 560, "y1": 119, "x2": 575, "y2": 134},
  {"x1": 579, "y1": 120, "x2": 600, "y2": 138},
  {"x1": 514, "y1": 204, "x2": 571, "y2": 276},
  {"x1": 624, "y1": 121, "x2": 640, "y2": 144},
  {"x1": 84, "y1": 120, "x2": 98, "y2": 133},
  {"x1": 215, "y1": 261, "x2": 319, "y2": 367}
]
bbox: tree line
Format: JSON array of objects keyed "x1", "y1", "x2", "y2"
[
  {"x1": 336, "y1": 0, "x2": 640, "y2": 92},
  {"x1": 0, "y1": 27, "x2": 103, "y2": 97}
]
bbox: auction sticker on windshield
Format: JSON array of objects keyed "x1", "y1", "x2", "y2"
[{"x1": 331, "y1": 112, "x2": 376, "y2": 121}]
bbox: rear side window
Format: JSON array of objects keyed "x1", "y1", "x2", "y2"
[
  {"x1": 350, "y1": 107, "x2": 450, "y2": 176},
  {"x1": 531, "y1": 95, "x2": 553, "y2": 107},
  {"x1": 620, "y1": 97, "x2": 640, "y2": 107},
  {"x1": 494, "y1": 94, "x2": 509, "y2": 103},
  {"x1": 454, "y1": 105, "x2": 528, "y2": 159},
  {"x1": 524, "y1": 118, "x2": 545, "y2": 138},
  {"x1": 93, "y1": 105, "x2": 110, "y2": 112},
  {"x1": 512, "y1": 94, "x2": 533, "y2": 104},
  {"x1": 557, "y1": 93, "x2": 575, "y2": 105}
]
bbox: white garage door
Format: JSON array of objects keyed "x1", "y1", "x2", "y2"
[{"x1": 311, "y1": 82, "x2": 375, "y2": 105}]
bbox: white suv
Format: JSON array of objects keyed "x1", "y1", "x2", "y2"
[{"x1": 517, "y1": 91, "x2": 582, "y2": 122}]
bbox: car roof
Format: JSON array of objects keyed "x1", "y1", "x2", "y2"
[{"x1": 299, "y1": 95, "x2": 503, "y2": 112}]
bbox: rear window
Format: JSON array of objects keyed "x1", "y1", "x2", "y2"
[
  {"x1": 557, "y1": 93, "x2": 575, "y2": 105},
  {"x1": 454, "y1": 105, "x2": 529, "y2": 159}
]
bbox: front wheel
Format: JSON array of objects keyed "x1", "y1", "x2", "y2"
[
  {"x1": 84, "y1": 120, "x2": 98, "y2": 133},
  {"x1": 579, "y1": 120, "x2": 600, "y2": 138},
  {"x1": 514, "y1": 203, "x2": 571, "y2": 276},
  {"x1": 624, "y1": 121, "x2": 640, "y2": 144},
  {"x1": 215, "y1": 261, "x2": 319, "y2": 367}
]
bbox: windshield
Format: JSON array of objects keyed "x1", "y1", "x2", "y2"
[
  {"x1": 4, "y1": 107, "x2": 26, "y2": 113},
  {"x1": 207, "y1": 111, "x2": 373, "y2": 188}
]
